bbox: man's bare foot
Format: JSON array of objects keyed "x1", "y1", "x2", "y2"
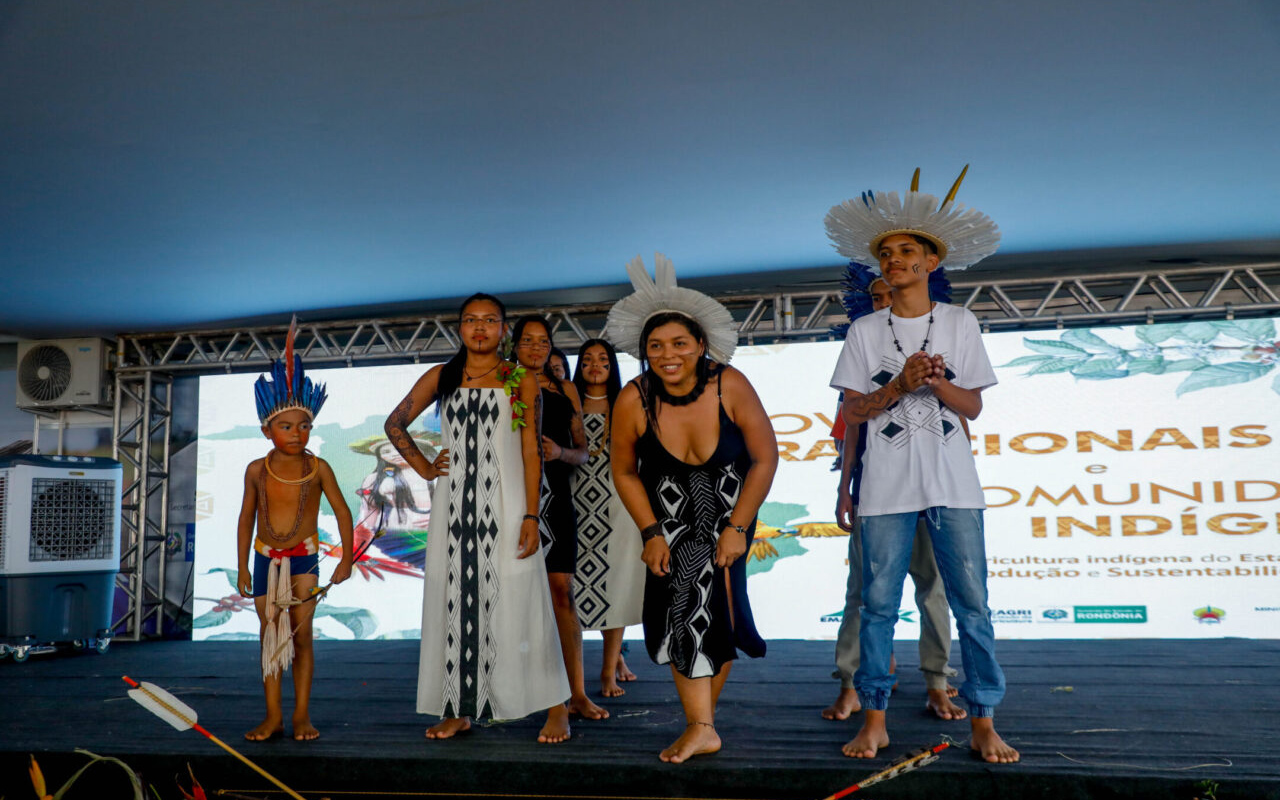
[
  {"x1": 538, "y1": 705, "x2": 571, "y2": 743},
  {"x1": 842, "y1": 711, "x2": 889, "y2": 759},
  {"x1": 244, "y1": 717, "x2": 284, "y2": 742},
  {"x1": 970, "y1": 717, "x2": 1019, "y2": 763},
  {"x1": 425, "y1": 717, "x2": 471, "y2": 739},
  {"x1": 926, "y1": 688, "x2": 967, "y2": 720},
  {"x1": 600, "y1": 674, "x2": 625, "y2": 697},
  {"x1": 946, "y1": 683, "x2": 959, "y2": 698},
  {"x1": 292, "y1": 714, "x2": 320, "y2": 741},
  {"x1": 568, "y1": 694, "x2": 610, "y2": 719},
  {"x1": 616, "y1": 655, "x2": 637, "y2": 682},
  {"x1": 659, "y1": 722, "x2": 721, "y2": 763},
  {"x1": 821, "y1": 687, "x2": 861, "y2": 720}
]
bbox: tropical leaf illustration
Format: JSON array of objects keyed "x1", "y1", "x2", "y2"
[
  {"x1": 1001, "y1": 320, "x2": 1278, "y2": 397},
  {"x1": 1175, "y1": 362, "x2": 1274, "y2": 397},
  {"x1": 192, "y1": 609, "x2": 232, "y2": 628},
  {"x1": 315, "y1": 604, "x2": 378, "y2": 639}
]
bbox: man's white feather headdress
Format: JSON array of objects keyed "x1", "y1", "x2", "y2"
[
  {"x1": 825, "y1": 165, "x2": 1000, "y2": 271},
  {"x1": 605, "y1": 253, "x2": 737, "y2": 364}
]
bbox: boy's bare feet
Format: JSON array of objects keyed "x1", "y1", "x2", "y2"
[
  {"x1": 659, "y1": 722, "x2": 721, "y2": 763},
  {"x1": 244, "y1": 717, "x2": 284, "y2": 742},
  {"x1": 538, "y1": 705, "x2": 571, "y2": 743},
  {"x1": 821, "y1": 687, "x2": 861, "y2": 720},
  {"x1": 292, "y1": 714, "x2": 320, "y2": 741},
  {"x1": 842, "y1": 710, "x2": 889, "y2": 759},
  {"x1": 616, "y1": 655, "x2": 637, "y2": 682},
  {"x1": 600, "y1": 674, "x2": 626, "y2": 697},
  {"x1": 568, "y1": 694, "x2": 610, "y2": 719},
  {"x1": 970, "y1": 717, "x2": 1019, "y2": 763},
  {"x1": 926, "y1": 688, "x2": 967, "y2": 720},
  {"x1": 425, "y1": 717, "x2": 471, "y2": 739}
]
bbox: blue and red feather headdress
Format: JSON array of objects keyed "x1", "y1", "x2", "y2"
[{"x1": 254, "y1": 317, "x2": 327, "y2": 425}]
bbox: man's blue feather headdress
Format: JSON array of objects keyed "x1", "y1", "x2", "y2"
[{"x1": 254, "y1": 317, "x2": 327, "y2": 425}]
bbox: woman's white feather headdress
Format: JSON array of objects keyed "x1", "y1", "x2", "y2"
[
  {"x1": 605, "y1": 253, "x2": 737, "y2": 364},
  {"x1": 825, "y1": 165, "x2": 1000, "y2": 271}
]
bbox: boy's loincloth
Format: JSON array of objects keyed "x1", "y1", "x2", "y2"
[{"x1": 249, "y1": 536, "x2": 320, "y2": 597}]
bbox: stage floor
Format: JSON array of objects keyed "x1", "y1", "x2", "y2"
[{"x1": 2, "y1": 638, "x2": 1278, "y2": 800}]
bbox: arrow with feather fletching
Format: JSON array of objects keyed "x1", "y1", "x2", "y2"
[
  {"x1": 121, "y1": 676, "x2": 307, "y2": 800},
  {"x1": 821, "y1": 742, "x2": 950, "y2": 799}
]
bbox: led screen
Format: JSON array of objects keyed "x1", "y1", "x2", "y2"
[{"x1": 193, "y1": 316, "x2": 1280, "y2": 641}]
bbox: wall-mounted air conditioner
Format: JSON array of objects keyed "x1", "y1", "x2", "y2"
[{"x1": 16, "y1": 339, "x2": 114, "y2": 410}]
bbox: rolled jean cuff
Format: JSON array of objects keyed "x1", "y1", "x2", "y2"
[
  {"x1": 968, "y1": 703, "x2": 995, "y2": 718},
  {"x1": 857, "y1": 690, "x2": 891, "y2": 711}
]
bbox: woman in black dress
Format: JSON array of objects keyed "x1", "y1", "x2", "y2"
[
  {"x1": 612, "y1": 303, "x2": 777, "y2": 763},
  {"x1": 511, "y1": 316, "x2": 610, "y2": 724}
]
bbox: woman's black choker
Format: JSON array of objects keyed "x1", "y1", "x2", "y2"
[{"x1": 651, "y1": 368, "x2": 708, "y2": 406}]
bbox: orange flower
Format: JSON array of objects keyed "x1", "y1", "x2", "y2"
[{"x1": 28, "y1": 755, "x2": 52, "y2": 800}]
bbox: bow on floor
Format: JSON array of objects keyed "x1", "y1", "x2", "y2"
[
  {"x1": 822, "y1": 742, "x2": 950, "y2": 799},
  {"x1": 121, "y1": 676, "x2": 307, "y2": 800}
]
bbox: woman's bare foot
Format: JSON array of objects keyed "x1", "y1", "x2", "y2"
[
  {"x1": 970, "y1": 717, "x2": 1019, "y2": 763},
  {"x1": 244, "y1": 716, "x2": 284, "y2": 742},
  {"x1": 660, "y1": 722, "x2": 721, "y2": 763},
  {"x1": 538, "y1": 705, "x2": 571, "y2": 743},
  {"x1": 926, "y1": 688, "x2": 967, "y2": 720},
  {"x1": 821, "y1": 687, "x2": 861, "y2": 720},
  {"x1": 600, "y1": 673, "x2": 626, "y2": 697},
  {"x1": 568, "y1": 694, "x2": 610, "y2": 719},
  {"x1": 842, "y1": 710, "x2": 889, "y2": 758},
  {"x1": 425, "y1": 717, "x2": 471, "y2": 739},
  {"x1": 292, "y1": 714, "x2": 320, "y2": 741},
  {"x1": 616, "y1": 655, "x2": 637, "y2": 682}
]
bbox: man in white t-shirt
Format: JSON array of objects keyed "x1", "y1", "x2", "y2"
[{"x1": 825, "y1": 169, "x2": 1018, "y2": 763}]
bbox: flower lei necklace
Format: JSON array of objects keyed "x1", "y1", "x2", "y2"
[{"x1": 498, "y1": 362, "x2": 528, "y2": 430}]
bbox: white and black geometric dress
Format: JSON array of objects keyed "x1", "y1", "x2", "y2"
[
  {"x1": 571, "y1": 412, "x2": 644, "y2": 631},
  {"x1": 416, "y1": 388, "x2": 569, "y2": 720}
]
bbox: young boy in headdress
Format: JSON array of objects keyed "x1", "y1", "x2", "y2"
[
  {"x1": 827, "y1": 168, "x2": 1019, "y2": 763},
  {"x1": 236, "y1": 325, "x2": 353, "y2": 742}
]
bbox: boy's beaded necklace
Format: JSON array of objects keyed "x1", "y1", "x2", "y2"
[{"x1": 886, "y1": 305, "x2": 935, "y2": 355}]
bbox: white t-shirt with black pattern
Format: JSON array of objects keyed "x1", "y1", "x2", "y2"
[{"x1": 829, "y1": 303, "x2": 997, "y2": 516}]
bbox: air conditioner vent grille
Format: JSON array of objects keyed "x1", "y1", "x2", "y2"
[{"x1": 28, "y1": 477, "x2": 116, "y2": 562}]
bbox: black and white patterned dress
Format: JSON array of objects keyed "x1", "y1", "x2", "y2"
[
  {"x1": 634, "y1": 377, "x2": 766, "y2": 679},
  {"x1": 416, "y1": 388, "x2": 569, "y2": 720},
  {"x1": 572, "y1": 412, "x2": 644, "y2": 631}
]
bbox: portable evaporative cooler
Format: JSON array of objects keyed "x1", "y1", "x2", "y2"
[{"x1": 0, "y1": 455, "x2": 122, "y2": 653}]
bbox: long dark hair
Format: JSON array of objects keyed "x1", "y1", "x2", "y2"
[
  {"x1": 436, "y1": 293, "x2": 507, "y2": 406},
  {"x1": 637, "y1": 311, "x2": 711, "y2": 429},
  {"x1": 572, "y1": 338, "x2": 622, "y2": 409},
  {"x1": 511, "y1": 315, "x2": 565, "y2": 395}
]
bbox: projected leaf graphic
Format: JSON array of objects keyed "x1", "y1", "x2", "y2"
[{"x1": 1000, "y1": 319, "x2": 1279, "y2": 396}]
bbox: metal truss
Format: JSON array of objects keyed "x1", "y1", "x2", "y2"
[
  {"x1": 110, "y1": 259, "x2": 1280, "y2": 636},
  {"x1": 115, "y1": 261, "x2": 1280, "y2": 375},
  {"x1": 111, "y1": 370, "x2": 172, "y2": 640}
]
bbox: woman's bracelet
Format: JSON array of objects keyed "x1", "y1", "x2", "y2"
[
  {"x1": 640, "y1": 522, "x2": 664, "y2": 543},
  {"x1": 523, "y1": 513, "x2": 539, "y2": 523}
]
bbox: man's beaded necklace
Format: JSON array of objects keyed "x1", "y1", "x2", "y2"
[{"x1": 886, "y1": 305, "x2": 935, "y2": 355}]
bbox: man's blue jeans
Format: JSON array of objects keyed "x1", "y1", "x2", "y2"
[{"x1": 854, "y1": 507, "x2": 1004, "y2": 717}]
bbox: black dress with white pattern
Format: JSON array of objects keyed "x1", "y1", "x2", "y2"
[{"x1": 634, "y1": 373, "x2": 766, "y2": 679}]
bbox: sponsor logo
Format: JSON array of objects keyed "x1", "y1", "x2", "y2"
[
  {"x1": 819, "y1": 608, "x2": 920, "y2": 624},
  {"x1": 1074, "y1": 605, "x2": 1147, "y2": 623},
  {"x1": 1254, "y1": 606, "x2": 1280, "y2": 613},
  {"x1": 1193, "y1": 605, "x2": 1226, "y2": 624},
  {"x1": 991, "y1": 609, "x2": 1034, "y2": 624},
  {"x1": 1040, "y1": 607, "x2": 1070, "y2": 622}
]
